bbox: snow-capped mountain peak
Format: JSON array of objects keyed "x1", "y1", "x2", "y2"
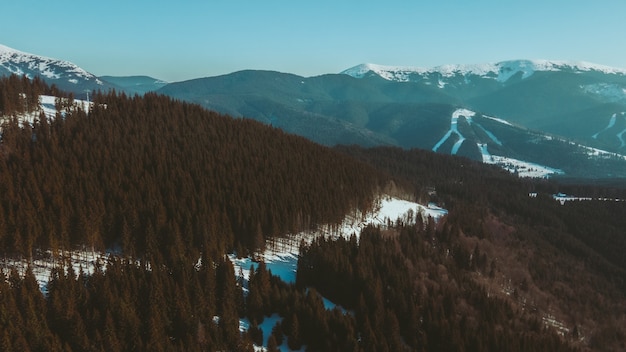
[
  {"x1": 0, "y1": 43, "x2": 109, "y2": 94},
  {"x1": 0, "y1": 43, "x2": 21, "y2": 54},
  {"x1": 342, "y1": 60, "x2": 626, "y2": 83}
]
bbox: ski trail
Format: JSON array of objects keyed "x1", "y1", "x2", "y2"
[
  {"x1": 592, "y1": 113, "x2": 617, "y2": 139},
  {"x1": 451, "y1": 135, "x2": 465, "y2": 154},
  {"x1": 432, "y1": 130, "x2": 453, "y2": 151},
  {"x1": 432, "y1": 108, "x2": 475, "y2": 155},
  {"x1": 618, "y1": 128, "x2": 626, "y2": 148},
  {"x1": 474, "y1": 122, "x2": 502, "y2": 146},
  {"x1": 478, "y1": 143, "x2": 493, "y2": 163}
]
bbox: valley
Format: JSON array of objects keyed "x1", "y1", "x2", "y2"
[{"x1": 1, "y1": 46, "x2": 626, "y2": 351}]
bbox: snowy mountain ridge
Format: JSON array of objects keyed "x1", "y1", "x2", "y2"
[
  {"x1": 342, "y1": 60, "x2": 626, "y2": 83},
  {"x1": 0, "y1": 44, "x2": 101, "y2": 83}
]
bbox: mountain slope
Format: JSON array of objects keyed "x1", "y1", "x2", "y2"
[
  {"x1": 344, "y1": 60, "x2": 626, "y2": 152},
  {"x1": 342, "y1": 60, "x2": 626, "y2": 84},
  {"x1": 2, "y1": 71, "x2": 626, "y2": 352},
  {"x1": 0, "y1": 44, "x2": 119, "y2": 97},
  {"x1": 99, "y1": 75, "x2": 168, "y2": 94},
  {"x1": 158, "y1": 65, "x2": 626, "y2": 178},
  {"x1": 5, "y1": 43, "x2": 626, "y2": 179}
]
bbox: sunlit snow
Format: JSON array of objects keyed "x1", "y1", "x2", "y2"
[
  {"x1": 0, "y1": 43, "x2": 98, "y2": 83},
  {"x1": 342, "y1": 60, "x2": 626, "y2": 84},
  {"x1": 479, "y1": 143, "x2": 564, "y2": 178}
]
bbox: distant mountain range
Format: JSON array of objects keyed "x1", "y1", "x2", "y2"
[
  {"x1": 2, "y1": 43, "x2": 626, "y2": 179},
  {"x1": 157, "y1": 61, "x2": 626, "y2": 179},
  {"x1": 0, "y1": 44, "x2": 167, "y2": 96},
  {"x1": 99, "y1": 75, "x2": 168, "y2": 95}
]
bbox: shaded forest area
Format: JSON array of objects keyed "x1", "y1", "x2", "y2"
[
  {"x1": 337, "y1": 145, "x2": 626, "y2": 351},
  {"x1": 0, "y1": 76, "x2": 383, "y2": 261},
  {"x1": 0, "y1": 76, "x2": 625, "y2": 351}
]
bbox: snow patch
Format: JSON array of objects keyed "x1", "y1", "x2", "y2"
[
  {"x1": 483, "y1": 115, "x2": 513, "y2": 126},
  {"x1": 0, "y1": 249, "x2": 110, "y2": 294},
  {"x1": 582, "y1": 83, "x2": 626, "y2": 102}
]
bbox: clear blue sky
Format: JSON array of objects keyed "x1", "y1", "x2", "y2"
[{"x1": 2, "y1": 0, "x2": 625, "y2": 82}]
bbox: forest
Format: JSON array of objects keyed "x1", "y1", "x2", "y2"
[{"x1": 0, "y1": 75, "x2": 625, "y2": 351}]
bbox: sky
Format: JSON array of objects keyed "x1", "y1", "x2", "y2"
[{"x1": 2, "y1": 0, "x2": 626, "y2": 82}]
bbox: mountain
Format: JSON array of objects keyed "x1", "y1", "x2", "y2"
[
  {"x1": 3, "y1": 42, "x2": 626, "y2": 178},
  {"x1": 99, "y1": 75, "x2": 168, "y2": 94},
  {"x1": 342, "y1": 60, "x2": 626, "y2": 83},
  {"x1": 157, "y1": 62, "x2": 626, "y2": 179},
  {"x1": 2, "y1": 63, "x2": 626, "y2": 352},
  {"x1": 0, "y1": 44, "x2": 120, "y2": 98},
  {"x1": 343, "y1": 60, "x2": 626, "y2": 148}
]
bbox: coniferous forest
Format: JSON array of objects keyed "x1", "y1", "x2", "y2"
[{"x1": 1, "y1": 75, "x2": 625, "y2": 351}]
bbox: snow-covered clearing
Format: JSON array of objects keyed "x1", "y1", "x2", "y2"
[
  {"x1": 1, "y1": 95, "x2": 92, "y2": 128},
  {"x1": 229, "y1": 196, "x2": 447, "y2": 351},
  {"x1": 479, "y1": 143, "x2": 564, "y2": 178},
  {"x1": 1, "y1": 249, "x2": 109, "y2": 294},
  {"x1": 230, "y1": 196, "x2": 447, "y2": 286}
]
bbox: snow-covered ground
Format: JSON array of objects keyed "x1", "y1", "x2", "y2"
[
  {"x1": 1, "y1": 95, "x2": 92, "y2": 128},
  {"x1": 229, "y1": 196, "x2": 447, "y2": 351},
  {"x1": 342, "y1": 60, "x2": 626, "y2": 84},
  {"x1": 0, "y1": 249, "x2": 109, "y2": 294},
  {"x1": 479, "y1": 143, "x2": 564, "y2": 178},
  {"x1": 230, "y1": 196, "x2": 447, "y2": 286},
  {"x1": 1, "y1": 44, "x2": 102, "y2": 85},
  {"x1": 432, "y1": 109, "x2": 563, "y2": 178},
  {"x1": 552, "y1": 193, "x2": 625, "y2": 205}
]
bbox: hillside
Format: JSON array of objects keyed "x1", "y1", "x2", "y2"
[
  {"x1": 0, "y1": 44, "x2": 120, "y2": 98},
  {"x1": 157, "y1": 62, "x2": 626, "y2": 179},
  {"x1": 99, "y1": 75, "x2": 168, "y2": 94},
  {"x1": 1, "y1": 76, "x2": 625, "y2": 351},
  {"x1": 0, "y1": 77, "x2": 383, "y2": 258},
  {"x1": 4, "y1": 41, "x2": 626, "y2": 179}
]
